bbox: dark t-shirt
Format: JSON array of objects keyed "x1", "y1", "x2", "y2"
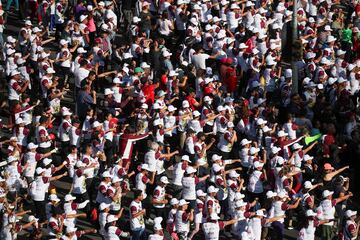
[
  {"x1": 140, "y1": 12, "x2": 152, "y2": 31},
  {"x1": 76, "y1": 90, "x2": 94, "y2": 118}
]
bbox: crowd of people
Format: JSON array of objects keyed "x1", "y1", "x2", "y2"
[{"x1": 0, "y1": 0, "x2": 360, "y2": 239}]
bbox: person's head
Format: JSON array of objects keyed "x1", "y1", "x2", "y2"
[
  {"x1": 345, "y1": 210, "x2": 357, "y2": 221},
  {"x1": 291, "y1": 94, "x2": 302, "y2": 105},
  {"x1": 69, "y1": 145, "x2": 77, "y2": 154},
  {"x1": 11, "y1": 71, "x2": 21, "y2": 80},
  {"x1": 197, "y1": 132, "x2": 206, "y2": 142},
  {"x1": 327, "y1": 123, "x2": 336, "y2": 134},
  {"x1": 88, "y1": 71, "x2": 96, "y2": 81},
  {"x1": 134, "y1": 189, "x2": 144, "y2": 201},
  {"x1": 86, "y1": 108, "x2": 94, "y2": 117},
  {"x1": 181, "y1": 155, "x2": 190, "y2": 166},
  {"x1": 207, "y1": 186, "x2": 218, "y2": 197},
  {"x1": 102, "y1": 171, "x2": 112, "y2": 182},
  {"x1": 150, "y1": 141, "x2": 159, "y2": 152},
  {"x1": 322, "y1": 190, "x2": 334, "y2": 200},
  {"x1": 39, "y1": 116, "x2": 49, "y2": 126},
  {"x1": 52, "y1": 206, "x2": 64, "y2": 218},
  {"x1": 351, "y1": 130, "x2": 360, "y2": 142},
  {"x1": 178, "y1": 199, "x2": 189, "y2": 210},
  {"x1": 323, "y1": 163, "x2": 334, "y2": 174},
  {"x1": 43, "y1": 158, "x2": 53, "y2": 169},
  {"x1": 159, "y1": 176, "x2": 169, "y2": 187},
  {"x1": 161, "y1": 11, "x2": 169, "y2": 20},
  {"x1": 84, "y1": 144, "x2": 93, "y2": 155},
  {"x1": 196, "y1": 189, "x2": 207, "y2": 201}
]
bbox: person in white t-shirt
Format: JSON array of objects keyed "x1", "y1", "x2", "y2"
[
  {"x1": 130, "y1": 189, "x2": 147, "y2": 240},
  {"x1": 157, "y1": 12, "x2": 174, "y2": 38},
  {"x1": 191, "y1": 46, "x2": 219, "y2": 70}
]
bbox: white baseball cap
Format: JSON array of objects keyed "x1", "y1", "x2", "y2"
[
  {"x1": 277, "y1": 191, "x2": 288, "y2": 198},
  {"x1": 160, "y1": 176, "x2": 169, "y2": 184},
  {"x1": 181, "y1": 155, "x2": 191, "y2": 162},
  {"x1": 36, "y1": 167, "x2": 45, "y2": 175},
  {"x1": 196, "y1": 189, "x2": 207, "y2": 197},
  {"x1": 186, "y1": 166, "x2": 197, "y2": 174},
  {"x1": 102, "y1": 171, "x2": 112, "y2": 178},
  {"x1": 217, "y1": 105, "x2": 225, "y2": 112},
  {"x1": 141, "y1": 103, "x2": 149, "y2": 109},
  {"x1": 182, "y1": 100, "x2": 190, "y2": 108},
  {"x1": 256, "y1": 210, "x2": 265, "y2": 216},
  {"x1": 107, "y1": 215, "x2": 118, "y2": 223},
  {"x1": 324, "y1": 25, "x2": 332, "y2": 31},
  {"x1": 59, "y1": 39, "x2": 69, "y2": 45},
  {"x1": 92, "y1": 121, "x2": 102, "y2": 128},
  {"x1": 207, "y1": 186, "x2": 219, "y2": 193},
  {"x1": 178, "y1": 199, "x2": 189, "y2": 206},
  {"x1": 277, "y1": 130, "x2": 288, "y2": 137},
  {"x1": 256, "y1": 118, "x2": 267, "y2": 125},
  {"x1": 49, "y1": 194, "x2": 60, "y2": 202},
  {"x1": 15, "y1": 118, "x2": 24, "y2": 124},
  {"x1": 271, "y1": 146, "x2": 281, "y2": 154},
  {"x1": 162, "y1": 50, "x2": 172, "y2": 57},
  {"x1": 240, "y1": 139, "x2": 252, "y2": 146},
  {"x1": 234, "y1": 192, "x2": 245, "y2": 200},
  {"x1": 104, "y1": 88, "x2": 114, "y2": 95},
  {"x1": 292, "y1": 143, "x2": 303, "y2": 150},
  {"x1": 306, "y1": 209, "x2": 317, "y2": 217},
  {"x1": 345, "y1": 210, "x2": 357, "y2": 218},
  {"x1": 140, "y1": 62, "x2": 151, "y2": 69},
  {"x1": 77, "y1": 47, "x2": 87, "y2": 54},
  {"x1": 212, "y1": 164, "x2": 222, "y2": 173},
  {"x1": 11, "y1": 70, "x2": 20, "y2": 76},
  {"x1": 303, "y1": 154, "x2": 314, "y2": 161},
  {"x1": 304, "y1": 181, "x2": 313, "y2": 189},
  {"x1": 193, "y1": 110, "x2": 201, "y2": 117},
  {"x1": 27, "y1": 142, "x2": 39, "y2": 149},
  {"x1": 65, "y1": 194, "x2": 76, "y2": 202},
  {"x1": 100, "y1": 203, "x2": 111, "y2": 210},
  {"x1": 235, "y1": 201, "x2": 247, "y2": 208},
  {"x1": 229, "y1": 170, "x2": 240, "y2": 178},
  {"x1": 133, "y1": 16, "x2": 141, "y2": 23},
  {"x1": 322, "y1": 190, "x2": 334, "y2": 198},
  {"x1": 250, "y1": 147, "x2": 260, "y2": 155},
  {"x1": 167, "y1": 105, "x2": 177, "y2": 112},
  {"x1": 43, "y1": 158, "x2": 52, "y2": 166},
  {"x1": 141, "y1": 163, "x2": 150, "y2": 171},
  {"x1": 211, "y1": 154, "x2": 222, "y2": 161},
  {"x1": 285, "y1": 69, "x2": 292, "y2": 78},
  {"x1": 253, "y1": 161, "x2": 264, "y2": 169},
  {"x1": 170, "y1": 198, "x2": 179, "y2": 205},
  {"x1": 227, "y1": 122, "x2": 235, "y2": 128},
  {"x1": 266, "y1": 191, "x2": 277, "y2": 199}
]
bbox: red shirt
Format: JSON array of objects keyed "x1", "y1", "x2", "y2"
[{"x1": 142, "y1": 83, "x2": 157, "y2": 105}]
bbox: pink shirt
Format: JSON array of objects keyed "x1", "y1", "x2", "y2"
[{"x1": 87, "y1": 18, "x2": 96, "y2": 32}]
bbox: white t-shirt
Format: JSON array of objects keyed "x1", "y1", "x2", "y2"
[
  {"x1": 158, "y1": 19, "x2": 172, "y2": 36},
  {"x1": 75, "y1": 67, "x2": 90, "y2": 88},
  {"x1": 129, "y1": 200, "x2": 145, "y2": 230},
  {"x1": 191, "y1": 53, "x2": 210, "y2": 70}
]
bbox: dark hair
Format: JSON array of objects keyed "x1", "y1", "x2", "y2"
[
  {"x1": 133, "y1": 189, "x2": 143, "y2": 199},
  {"x1": 83, "y1": 144, "x2": 92, "y2": 153},
  {"x1": 197, "y1": 132, "x2": 205, "y2": 139},
  {"x1": 39, "y1": 116, "x2": 49, "y2": 124},
  {"x1": 80, "y1": 59, "x2": 88, "y2": 66}
]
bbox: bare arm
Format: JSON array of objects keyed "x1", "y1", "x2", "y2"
[
  {"x1": 326, "y1": 166, "x2": 349, "y2": 180},
  {"x1": 334, "y1": 192, "x2": 353, "y2": 204}
]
